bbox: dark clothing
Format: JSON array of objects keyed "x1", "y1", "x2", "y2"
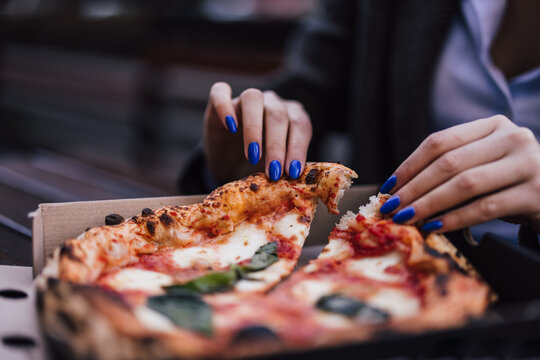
[{"x1": 179, "y1": 0, "x2": 459, "y2": 194}]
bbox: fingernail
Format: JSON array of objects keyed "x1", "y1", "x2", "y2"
[
  {"x1": 248, "y1": 142, "x2": 260, "y2": 165},
  {"x1": 289, "y1": 160, "x2": 301, "y2": 179},
  {"x1": 392, "y1": 206, "x2": 415, "y2": 224},
  {"x1": 225, "y1": 115, "x2": 237, "y2": 133},
  {"x1": 421, "y1": 220, "x2": 443, "y2": 232},
  {"x1": 380, "y1": 174, "x2": 397, "y2": 194},
  {"x1": 380, "y1": 195, "x2": 400, "y2": 214},
  {"x1": 269, "y1": 160, "x2": 281, "y2": 181}
]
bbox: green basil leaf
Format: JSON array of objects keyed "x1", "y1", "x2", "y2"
[
  {"x1": 242, "y1": 241, "x2": 278, "y2": 272},
  {"x1": 166, "y1": 269, "x2": 238, "y2": 294},
  {"x1": 162, "y1": 242, "x2": 280, "y2": 295},
  {"x1": 316, "y1": 294, "x2": 389, "y2": 323},
  {"x1": 256, "y1": 242, "x2": 278, "y2": 255},
  {"x1": 147, "y1": 294, "x2": 213, "y2": 335},
  {"x1": 243, "y1": 252, "x2": 278, "y2": 271}
]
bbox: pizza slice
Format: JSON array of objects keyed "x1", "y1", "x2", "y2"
[
  {"x1": 202, "y1": 194, "x2": 491, "y2": 357},
  {"x1": 37, "y1": 162, "x2": 358, "y2": 359}
]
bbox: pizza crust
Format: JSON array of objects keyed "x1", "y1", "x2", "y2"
[{"x1": 55, "y1": 162, "x2": 358, "y2": 284}]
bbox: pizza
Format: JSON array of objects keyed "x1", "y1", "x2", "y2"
[{"x1": 36, "y1": 162, "x2": 491, "y2": 359}]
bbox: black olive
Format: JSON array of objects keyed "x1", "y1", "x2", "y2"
[
  {"x1": 316, "y1": 294, "x2": 363, "y2": 317},
  {"x1": 230, "y1": 325, "x2": 280, "y2": 345},
  {"x1": 316, "y1": 294, "x2": 389, "y2": 324},
  {"x1": 142, "y1": 208, "x2": 154, "y2": 216},
  {"x1": 105, "y1": 214, "x2": 124, "y2": 225}
]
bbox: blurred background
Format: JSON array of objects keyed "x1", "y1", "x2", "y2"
[{"x1": 0, "y1": 0, "x2": 318, "y2": 255}]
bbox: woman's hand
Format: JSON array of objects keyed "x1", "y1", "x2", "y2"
[
  {"x1": 203, "y1": 82, "x2": 312, "y2": 183},
  {"x1": 378, "y1": 115, "x2": 540, "y2": 233}
]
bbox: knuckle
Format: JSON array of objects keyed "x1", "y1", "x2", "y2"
[
  {"x1": 266, "y1": 108, "x2": 288, "y2": 125},
  {"x1": 437, "y1": 152, "x2": 460, "y2": 174},
  {"x1": 263, "y1": 90, "x2": 279, "y2": 100},
  {"x1": 456, "y1": 171, "x2": 480, "y2": 193},
  {"x1": 478, "y1": 199, "x2": 499, "y2": 220},
  {"x1": 210, "y1": 81, "x2": 229, "y2": 94},
  {"x1": 518, "y1": 127, "x2": 536, "y2": 143},
  {"x1": 531, "y1": 177, "x2": 540, "y2": 195},
  {"x1": 529, "y1": 153, "x2": 540, "y2": 172},
  {"x1": 288, "y1": 100, "x2": 306, "y2": 112},
  {"x1": 424, "y1": 132, "x2": 445, "y2": 152},
  {"x1": 266, "y1": 143, "x2": 286, "y2": 155},
  {"x1": 241, "y1": 88, "x2": 263, "y2": 100},
  {"x1": 490, "y1": 114, "x2": 511, "y2": 127}
]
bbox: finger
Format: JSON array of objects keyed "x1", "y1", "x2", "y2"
[
  {"x1": 391, "y1": 129, "x2": 514, "y2": 211},
  {"x1": 209, "y1": 82, "x2": 238, "y2": 133},
  {"x1": 388, "y1": 115, "x2": 513, "y2": 193},
  {"x1": 392, "y1": 155, "x2": 530, "y2": 225},
  {"x1": 285, "y1": 101, "x2": 312, "y2": 179},
  {"x1": 423, "y1": 184, "x2": 534, "y2": 233},
  {"x1": 240, "y1": 88, "x2": 264, "y2": 164},
  {"x1": 263, "y1": 91, "x2": 289, "y2": 181}
]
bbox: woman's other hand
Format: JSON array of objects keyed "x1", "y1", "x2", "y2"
[
  {"x1": 378, "y1": 115, "x2": 540, "y2": 233},
  {"x1": 204, "y1": 82, "x2": 312, "y2": 182}
]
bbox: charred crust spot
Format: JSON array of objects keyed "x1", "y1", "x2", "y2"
[
  {"x1": 443, "y1": 254, "x2": 467, "y2": 275},
  {"x1": 130, "y1": 216, "x2": 139, "y2": 223},
  {"x1": 57, "y1": 310, "x2": 79, "y2": 333},
  {"x1": 146, "y1": 220, "x2": 156, "y2": 236},
  {"x1": 250, "y1": 183, "x2": 259, "y2": 192},
  {"x1": 310, "y1": 187, "x2": 317, "y2": 192},
  {"x1": 298, "y1": 215, "x2": 311, "y2": 224},
  {"x1": 455, "y1": 249, "x2": 462, "y2": 258},
  {"x1": 47, "y1": 277, "x2": 59, "y2": 289},
  {"x1": 435, "y1": 273, "x2": 450, "y2": 296},
  {"x1": 60, "y1": 243, "x2": 80, "y2": 262},
  {"x1": 142, "y1": 208, "x2": 153, "y2": 216},
  {"x1": 159, "y1": 213, "x2": 174, "y2": 226},
  {"x1": 84, "y1": 227, "x2": 91, "y2": 232},
  {"x1": 424, "y1": 245, "x2": 443, "y2": 258},
  {"x1": 305, "y1": 169, "x2": 321, "y2": 184},
  {"x1": 328, "y1": 160, "x2": 343, "y2": 165},
  {"x1": 105, "y1": 213, "x2": 124, "y2": 226}
]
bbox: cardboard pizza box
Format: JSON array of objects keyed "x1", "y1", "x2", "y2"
[{"x1": 31, "y1": 185, "x2": 379, "y2": 276}]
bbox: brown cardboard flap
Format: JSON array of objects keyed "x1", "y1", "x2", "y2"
[{"x1": 32, "y1": 186, "x2": 378, "y2": 276}]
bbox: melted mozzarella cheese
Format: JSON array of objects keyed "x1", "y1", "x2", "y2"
[
  {"x1": 134, "y1": 306, "x2": 175, "y2": 332},
  {"x1": 346, "y1": 251, "x2": 403, "y2": 283},
  {"x1": 317, "y1": 238, "x2": 352, "y2": 261},
  {"x1": 272, "y1": 213, "x2": 308, "y2": 241},
  {"x1": 235, "y1": 260, "x2": 291, "y2": 292},
  {"x1": 291, "y1": 279, "x2": 336, "y2": 304},
  {"x1": 367, "y1": 288, "x2": 420, "y2": 318},
  {"x1": 171, "y1": 223, "x2": 268, "y2": 268},
  {"x1": 101, "y1": 268, "x2": 173, "y2": 293}
]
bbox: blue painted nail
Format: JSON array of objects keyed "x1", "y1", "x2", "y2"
[
  {"x1": 380, "y1": 195, "x2": 400, "y2": 214},
  {"x1": 269, "y1": 160, "x2": 281, "y2": 181},
  {"x1": 421, "y1": 220, "x2": 443, "y2": 232},
  {"x1": 248, "y1": 142, "x2": 260, "y2": 165},
  {"x1": 380, "y1": 174, "x2": 397, "y2": 194},
  {"x1": 225, "y1": 115, "x2": 237, "y2": 133},
  {"x1": 392, "y1": 206, "x2": 415, "y2": 224},
  {"x1": 289, "y1": 160, "x2": 301, "y2": 179}
]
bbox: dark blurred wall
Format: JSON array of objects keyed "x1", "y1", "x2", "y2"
[{"x1": 0, "y1": 0, "x2": 317, "y2": 195}]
